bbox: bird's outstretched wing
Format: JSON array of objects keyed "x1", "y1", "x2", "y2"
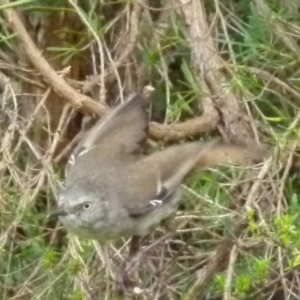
[
  {"x1": 122, "y1": 138, "x2": 267, "y2": 218},
  {"x1": 65, "y1": 91, "x2": 152, "y2": 182}
]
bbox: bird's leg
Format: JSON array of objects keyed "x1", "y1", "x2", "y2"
[
  {"x1": 115, "y1": 235, "x2": 141, "y2": 293},
  {"x1": 115, "y1": 218, "x2": 177, "y2": 293},
  {"x1": 125, "y1": 235, "x2": 143, "y2": 272},
  {"x1": 131, "y1": 215, "x2": 176, "y2": 259}
]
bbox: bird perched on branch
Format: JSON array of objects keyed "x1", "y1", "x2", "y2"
[{"x1": 49, "y1": 86, "x2": 267, "y2": 291}]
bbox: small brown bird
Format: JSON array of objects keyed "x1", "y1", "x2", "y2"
[{"x1": 49, "y1": 89, "x2": 266, "y2": 289}]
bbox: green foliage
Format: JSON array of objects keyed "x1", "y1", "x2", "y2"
[
  {"x1": 274, "y1": 213, "x2": 300, "y2": 246},
  {"x1": 214, "y1": 274, "x2": 226, "y2": 293},
  {"x1": 252, "y1": 258, "x2": 271, "y2": 282},
  {"x1": 234, "y1": 274, "x2": 251, "y2": 296}
]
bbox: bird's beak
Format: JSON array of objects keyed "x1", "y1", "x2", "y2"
[{"x1": 47, "y1": 205, "x2": 67, "y2": 220}]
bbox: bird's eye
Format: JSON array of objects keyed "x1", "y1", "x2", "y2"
[{"x1": 83, "y1": 202, "x2": 92, "y2": 210}]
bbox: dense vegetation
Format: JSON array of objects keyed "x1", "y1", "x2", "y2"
[{"x1": 1, "y1": 0, "x2": 300, "y2": 299}]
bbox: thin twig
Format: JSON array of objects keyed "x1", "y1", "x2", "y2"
[{"x1": 223, "y1": 245, "x2": 237, "y2": 300}]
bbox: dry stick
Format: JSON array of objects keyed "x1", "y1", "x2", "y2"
[
  {"x1": 1, "y1": 0, "x2": 106, "y2": 115},
  {"x1": 103, "y1": 1, "x2": 143, "y2": 103},
  {"x1": 149, "y1": 93, "x2": 219, "y2": 140},
  {"x1": 12, "y1": 88, "x2": 52, "y2": 158},
  {"x1": 187, "y1": 223, "x2": 246, "y2": 299},
  {"x1": 154, "y1": 236, "x2": 192, "y2": 278},
  {"x1": 275, "y1": 111, "x2": 300, "y2": 215},
  {"x1": 247, "y1": 67, "x2": 300, "y2": 105},
  {"x1": 114, "y1": 2, "x2": 141, "y2": 71},
  {"x1": 45, "y1": 104, "x2": 72, "y2": 161},
  {"x1": 3, "y1": 102, "x2": 71, "y2": 253},
  {"x1": 12, "y1": 107, "x2": 77, "y2": 297},
  {"x1": 253, "y1": 0, "x2": 300, "y2": 60},
  {"x1": 20, "y1": 105, "x2": 72, "y2": 209},
  {"x1": 175, "y1": 0, "x2": 257, "y2": 145},
  {"x1": 277, "y1": 246, "x2": 289, "y2": 299},
  {"x1": 223, "y1": 244, "x2": 237, "y2": 300},
  {"x1": 53, "y1": 132, "x2": 82, "y2": 164},
  {"x1": 0, "y1": 0, "x2": 219, "y2": 141},
  {"x1": 244, "y1": 265, "x2": 300, "y2": 299},
  {"x1": 0, "y1": 82, "x2": 18, "y2": 164},
  {"x1": 68, "y1": 0, "x2": 106, "y2": 105},
  {"x1": 214, "y1": 1, "x2": 261, "y2": 145},
  {"x1": 275, "y1": 119, "x2": 300, "y2": 299},
  {"x1": 82, "y1": 1, "x2": 142, "y2": 98},
  {"x1": 186, "y1": 159, "x2": 272, "y2": 300},
  {"x1": 135, "y1": 8, "x2": 169, "y2": 90},
  {"x1": 66, "y1": 238, "x2": 92, "y2": 300},
  {"x1": 0, "y1": 63, "x2": 46, "y2": 89},
  {"x1": 278, "y1": 17, "x2": 300, "y2": 36}
]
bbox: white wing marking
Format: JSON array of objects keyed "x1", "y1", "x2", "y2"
[
  {"x1": 78, "y1": 148, "x2": 90, "y2": 157},
  {"x1": 149, "y1": 200, "x2": 163, "y2": 207},
  {"x1": 156, "y1": 172, "x2": 162, "y2": 195},
  {"x1": 68, "y1": 155, "x2": 75, "y2": 166}
]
